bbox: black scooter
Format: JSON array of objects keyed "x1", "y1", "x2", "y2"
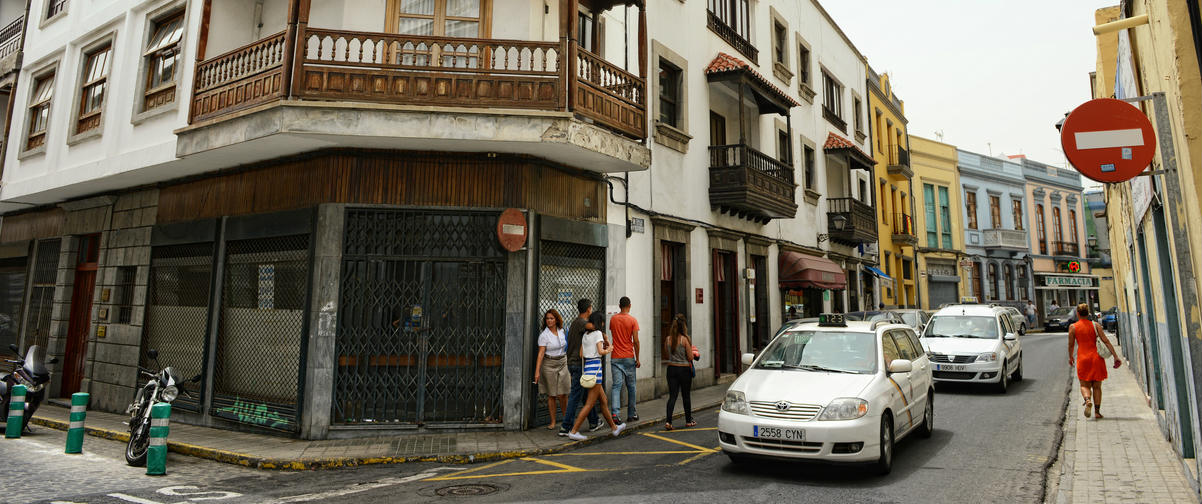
[{"x1": 0, "y1": 343, "x2": 57, "y2": 434}]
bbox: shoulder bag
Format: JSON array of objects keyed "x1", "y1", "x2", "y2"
[
  {"x1": 1093, "y1": 322, "x2": 1112, "y2": 359},
  {"x1": 579, "y1": 356, "x2": 597, "y2": 388}
]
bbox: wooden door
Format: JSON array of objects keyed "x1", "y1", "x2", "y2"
[{"x1": 62, "y1": 234, "x2": 99, "y2": 396}]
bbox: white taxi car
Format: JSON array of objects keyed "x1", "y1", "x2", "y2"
[
  {"x1": 717, "y1": 314, "x2": 933, "y2": 474},
  {"x1": 920, "y1": 305, "x2": 1023, "y2": 393}
]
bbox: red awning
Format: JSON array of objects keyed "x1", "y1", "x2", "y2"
[{"x1": 778, "y1": 251, "x2": 847, "y2": 290}]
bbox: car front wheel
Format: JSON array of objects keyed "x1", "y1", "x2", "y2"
[
  {"x1": 996, "y1": 360, "x2": 1009, "y2": 394},
  {"x1": 1013, "y1": 356, "x2": 1024, "y2": 382},
  {"x1": 875, "y1": 415, "x2": 894, "y2": 475}
]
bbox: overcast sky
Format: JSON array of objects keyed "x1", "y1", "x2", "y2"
[{"x1": 821, "y1": 0, "x2": 1115, "y2": 185}]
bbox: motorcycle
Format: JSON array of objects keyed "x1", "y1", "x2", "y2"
[
  {"x1": 1, "y1": 343, "x2": 57, "y2": 434},
  {"x1": 124, "y1": 349, "x2": 200, "y2": 466}
]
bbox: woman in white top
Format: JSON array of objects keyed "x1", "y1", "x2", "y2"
[
  {"x1": 566, "y1": 312, "x2": 626, "y2": 440},
  {"x1": 535, "y1": 309, "x2": 570, "y2": 430}
]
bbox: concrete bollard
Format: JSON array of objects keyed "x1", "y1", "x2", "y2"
[
  {"x1": 146, "y1": 403, "x2": 171, "y2": 476},
  {"x1": 66, "y1": 392, "x2": 89, "y2": 454},
  {"x1": 4, "y1": 384, "x2": 25, "y2": 439}
]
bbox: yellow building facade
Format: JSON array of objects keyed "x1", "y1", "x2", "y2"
[
  {"x1": 866, "y1": 67, "x2": 916, "y2": 308},
  {"x1": 1092, "y1": 2, "x2": 1202, "y2": 486},
  {"x1": 909, "y1": 135, "x2": 967, "y2": 309}
]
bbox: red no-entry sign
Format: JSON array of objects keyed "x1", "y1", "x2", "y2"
[{"x1": 1060, "y1": 98, "x2": 1155, "y2": 183}]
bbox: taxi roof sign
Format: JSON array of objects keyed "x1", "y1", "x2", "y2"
[{"x1": 818, "y1": 313, "x2": 846, "y2": 327}]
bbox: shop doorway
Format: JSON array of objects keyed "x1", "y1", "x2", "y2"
[
  {"x1": 62, "y1": 234, "x2": 100, "y2": 396},
  {"x1": 659, "y1": 242, "x2": 686, "y2": 348},
  {"x1": 750, "y1": 255, "x2": 769, "y2": 350},
  {"x1": 712, "y1": 251, "x2": 738, "y2": 376}
]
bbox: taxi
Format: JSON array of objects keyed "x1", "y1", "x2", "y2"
[{"x1": 717, "y1": 314, "x2": 934, "y2": 474}]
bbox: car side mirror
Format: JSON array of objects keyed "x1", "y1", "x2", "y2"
[
  {"x1": 47, "y1": 357, "x2": 58, "y2": 364},
  {"x1": 1004, "y1": 333, "x2": 1017, "y2": 341},
  {"x1": 888, "y1": 359, "x2": 913, "y2": 374},
  {"x1": 147, "y1": 349, "x2": 159, "y2": 360},
  {"x1": 741, "y1": 353, "x2": 755, "y2": 366},
  {"x1": 7, "y1": 343, "x2": 17, "y2": 354}
]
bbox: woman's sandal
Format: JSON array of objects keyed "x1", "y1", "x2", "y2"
[
  {"x1": 1094, "y1": 405, "x2": 1104, "y2": 419},
  {"x1": 547, "y1": 424, "x2": 557, "y2": 430},
  {"x1": 685, "y1": 421, "x2": 698, "y2": 428},
  {"x1": 664, "y1": 423, "x2": 674, "y2": 431},
  {"x1": 1084, "y1": 399, "x2": 1093, "y2": 418}
]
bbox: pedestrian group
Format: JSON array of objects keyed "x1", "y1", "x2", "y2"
[{"x1": 534, "y1": 296, "x2": 698, "y2": 440}]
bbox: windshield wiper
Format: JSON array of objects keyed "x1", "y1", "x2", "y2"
[
  {"x1": 797, "y1": 364, "x2": 856, "y2": 374},
  {"x1": 953, "y1": 333, "x2": 991, "y2": 339}
]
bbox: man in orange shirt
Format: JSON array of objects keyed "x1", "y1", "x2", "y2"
[{"x1": 609, "y1": 297, "x2": 641, "y2": 422}]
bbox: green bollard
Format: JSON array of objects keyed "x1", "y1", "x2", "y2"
[
  {"x1": 65, "y1": 392, "x2": 89, "y2": 453},
  {"x1": 146, "y1": 403, "x2": 171, "y2": 476},
  {"x1": 4, "y1": 384, "x2": 25, "y2": 438}
]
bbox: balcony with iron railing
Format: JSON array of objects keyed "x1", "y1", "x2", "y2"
[
  {"x1": 983, "y1": 228, "x2": 1029, "y2": 251},
  {"x1": 0, "y1": 15, "x2": 24, "y2": 65},
  {"x1": 827, "y1": 197, "x2": 877, "y2": 245},
  {"x1": 709, "y1": 144, "x2": 797, "y2": 222},
  {"x1": 1055, "y1": 241, "x2": 1080, "y2": 257},
  {"x1": 891, "y1": 213, "x2": 917, "y2": 245},
  {"x1": 181, "y1": 2, "x2": 650, "y2": 173},
  {"x1": 887, "y1": 146, "x2": 912, "y2": 178}
]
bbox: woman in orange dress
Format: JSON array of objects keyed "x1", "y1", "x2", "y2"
[{"x1": 1068, "y1": 303, "x2": 1120, "y2": 418}]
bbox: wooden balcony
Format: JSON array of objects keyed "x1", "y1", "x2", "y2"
[
  {"x1": 189, "y1": 28, "x2": 646, "y2": 141},
  {"x1": 983, "y1": 228, "x2": 1029, "y2": 251},
  {"x1": 708, "y1": 144, "x2": 797, "y2": 222},
  {"x1": 0, "y1": 15, "x2": 24, "y2": 71},
  {"x1": 827, "y1": 197, "x2": 877, "y2": 245},
  {"x1": 891, "y1": 213, "x2": 917, "y2": 245}
]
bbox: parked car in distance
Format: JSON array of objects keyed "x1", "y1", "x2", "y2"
[
  {"x1": 1100, "y1": 307, "x2": 1118, "y2": 331},
  {"x1": 998, "y1": 306, "x2": 1027, "y2": 335},
  {"x1": 920, "y1": 305, "x2": 1024, "y2": 393},
  {"x1": 1043, "y1": 306, "x2": 1076, "y2": 332},
  {"x1": 894, "y1": 309, "x2": 931, "y2": 333},
  {"x1": 845, "y1": 311, "x2": 905, "y2": 324},
  {"x1": 719, "y1": 314, "x2": 933, "y2": 475}
]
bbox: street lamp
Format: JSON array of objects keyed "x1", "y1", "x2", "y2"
[{"x1": 818, "y1": 214, "x2": 848, "y2": 243}]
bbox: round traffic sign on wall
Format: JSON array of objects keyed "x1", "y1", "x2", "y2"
[{"x1": 1060, "y1": 98, "x2": 1156, "y2": 183}]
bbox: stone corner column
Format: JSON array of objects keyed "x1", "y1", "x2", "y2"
[{"x1": 300, "y1": 204, "x2": 343, "y2": 440}]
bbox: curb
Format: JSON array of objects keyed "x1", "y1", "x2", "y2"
[{"x1": 30, "y1": 398, "x2": 723, "y2": 471}]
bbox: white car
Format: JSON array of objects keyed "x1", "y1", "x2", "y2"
[
  {"x1": 920, "y1": 305, "x2": 1024, "y2": 393},
  {"x1": 717, "y1": 314, "x2": 934, "y2": 474}
]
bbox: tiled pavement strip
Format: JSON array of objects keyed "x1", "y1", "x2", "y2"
[
  {"x1": 30, "y1": 383, "x2": 726, "y2": 470},
  {"x1": 1052, "y1": 344, "x2": 1200, "y2": 503}
]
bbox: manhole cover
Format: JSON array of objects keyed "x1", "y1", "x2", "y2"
[{"x1": 424, "y1": 483, "x2": 506, "y2": 497}]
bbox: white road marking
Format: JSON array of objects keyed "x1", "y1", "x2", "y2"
[
  {"x1": 269, "y1": 467, "x2": 458, "y2": 503},
  {"x1": 107, "y1": 494, "x2": 183, "y2": 504},
  {"x1": 156, "y1": 486, "x2": 242, "y2": 500},
  {"x1": 1074, "y1": 128, "x2": 1144, "y2": 149}
]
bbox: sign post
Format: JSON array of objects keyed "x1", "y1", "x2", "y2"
[{"x1": 1060, "y1": 98, "x2": 1155, "y2": 183}]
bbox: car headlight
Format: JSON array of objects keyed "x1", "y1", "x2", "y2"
[
  {"x1": 976, "y1": 352, "x2": 998, "y2": 362},
  {"x1": 159, "y1": 385, "x2": 179, "y2": 403},
  {"x1": 818, "y1": 398, "x2": 869, "y2": 421},
  {"x1": 721, "y1": 390, "x2": 749, "y2": 415}
]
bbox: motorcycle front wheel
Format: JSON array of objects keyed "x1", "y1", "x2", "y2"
[{"x1": 125, "y1": 418, "x2": 150, "y2": 466}]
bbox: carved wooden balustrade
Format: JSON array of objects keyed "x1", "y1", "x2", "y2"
[
  {"x1": 708, "y1": 143, "x2": 797, "y2": 221},
  {"x1": 0, "y1": 15, "x2": 23, "y2": 60},
  {"x1": 297, "y1": 29, "x2": 563, "y2": 110},
  {"x1": 191, "y1": 31, "x2": 288, "y2": 123},
  {"x1": 188, "y1": 28, "x2": 647, "y2": 141}
]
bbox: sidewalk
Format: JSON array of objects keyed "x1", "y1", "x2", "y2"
[
  {"x1": 1052, "y1": 345, "x2": 1199, "y2": 503},
  {"x1": 30, "y1": 383, "x2": 726, "y2": 470}
]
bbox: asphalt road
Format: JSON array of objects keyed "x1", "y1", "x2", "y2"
[{"x1": 5, "y1": 332, "x2": 1072, "y2": 504}]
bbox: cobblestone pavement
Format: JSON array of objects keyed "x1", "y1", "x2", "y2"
[{"x1": 1051, "y1": 344, "x2": 1199, "y2": 503}]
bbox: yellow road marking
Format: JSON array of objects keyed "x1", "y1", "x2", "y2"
[
  {"x1": 546, "y1": 450, "x2": 706, "y2": 456},
  {"x1": 428, "y1": 469, "x2": 589, "y2": 481},
  {"x1": 521, "y1": 457, "x2": 587, "y2": 472},
  {"x1": 677, "y1": 450, "x2": 718, "y2": 466},
  {"x1": 426, "y1": 459, "x2": 515, "y2": 481},
  {"x1": 657, "y1": 427, "x2": 717, "y2": 433},
  {"x1": 641, "y1": 432, "x2": 717, "y2": 453}
]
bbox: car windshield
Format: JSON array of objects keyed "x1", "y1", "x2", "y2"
[
  {"x1": 899, "y1": 312, "x2": 919, "y2": 326},
  {"x1": 1050, "y1": 307, "x2": 1075, "y2": 317},
  {"x1": 754, "y1": 330, "x2": 877, "y2": 374},
  {"x1": 923, "y1": 316, "x2": 1000, "y2": 339},
  {"x1": 846, "y1": 311, "x2": 894, "y2": 322}
]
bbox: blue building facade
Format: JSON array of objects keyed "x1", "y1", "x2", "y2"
[{"x1": 957, "y1": 150, "x2": 1032, "y2": 308}]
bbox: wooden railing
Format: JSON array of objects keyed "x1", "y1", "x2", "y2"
[
  {"x1": 572, "y1": 42, "x2": 645, "y2": 138},
  {"x1": 0, "y1": 16, "x2": 23, "y2": 60},
  {"x1": 709, "y1": 144, "x2": 793, "y2": 184},
  {"x1": 708, "y1": 143, "x2": 797, "y2": 220},
  {"x1": 295, "y1": 29, "x2": 563, "y2": 110},
  {"x1": 706, "y1": 10, "x2": 757, "y2": 61},
  {"x1": 189, "y1": 29, "x2": 647, "y2": 140},
  {"x1": 827, "y1": 197, "x2": 877, "y2": 244},
  {"x1": 191, "y1": 31, "x2": 288, "y2": 123}
]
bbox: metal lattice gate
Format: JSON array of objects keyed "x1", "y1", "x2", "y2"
[
  {"x1": 531, "y1": 240, "x2": 605, "y2": 427},
  {"x1": 335, "y1": 209, "x2": 507, "y2": 426},
  {"x1": 23, "y1": 239, "x2": 60, "y2": 351},
  {"x1": 210, "y1": 235, "x2": 310, "y2": 432},
  {"x1": 140, "y1": 242, "x2": 214, "y2": 412}
]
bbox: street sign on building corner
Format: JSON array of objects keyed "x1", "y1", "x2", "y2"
[{"x1": 1060, "y1": 98, "x2": 1156, "y2": 183}]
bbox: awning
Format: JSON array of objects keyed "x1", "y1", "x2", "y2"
[
  {"x1": 779, "y1": 251, "x2": 847, "y2": 290},
  {"x1": 863, "y1": 265, "x2": 890, "y2": 280},
  {"x1": 824, "y1": 132, "x2": 876, "y2": 170},
  {"x1": 705, "y1": 53, "x2": 800, "y2": 115}
]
